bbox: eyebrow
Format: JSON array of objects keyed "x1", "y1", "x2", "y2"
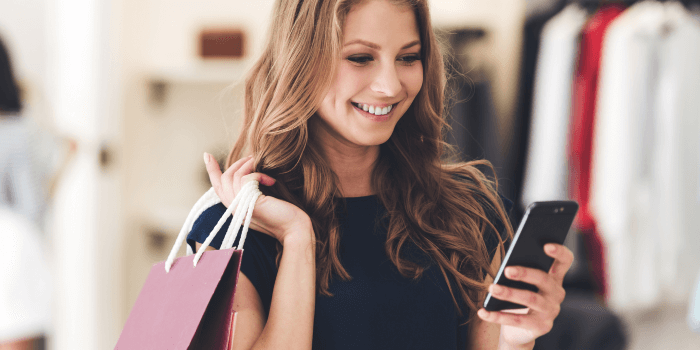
[{"x1": 344, "y1": 39, "x2": 421, "y2": 50}]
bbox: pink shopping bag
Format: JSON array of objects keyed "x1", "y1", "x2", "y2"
[
  {"x1": 116, "y1": 183, "x2": 262, "y2": 350},
  {"x1": 115, "y1": 250, "x2": 242, "y2": 349}
]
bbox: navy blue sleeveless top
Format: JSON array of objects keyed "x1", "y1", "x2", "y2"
[{"x1": 187, "y1": 193, "x2": 512, "y2": 350}]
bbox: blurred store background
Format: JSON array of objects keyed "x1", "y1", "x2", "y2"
[{"x1": 1, "y1": 0, "x2": 699, "y2": 349}]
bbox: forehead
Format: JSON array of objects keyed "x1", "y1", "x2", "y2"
[{"x1": 343, "y1": 0, "x2": 420, "y2": 45}]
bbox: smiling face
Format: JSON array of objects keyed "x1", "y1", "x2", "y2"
[{"x1": 314, "y1": 0, "x2": 423, "y2": 149}]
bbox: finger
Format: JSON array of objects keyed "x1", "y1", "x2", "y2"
[
  {"x1": 223, "y1": 155, "x2": 253, "y2": 184},
  {"x1": 504, "y1": 266, "x2": 556, "y2": 295},
  {"x1": 477, "y1": 309, "x2": 553, "y2": 336},
  {"x1": 204, "y1": 152, "x2": 224, "y2": 191},
  {"x1": 488, "y1": 284, "x2": 549, "y2": 313},
  {"x1": 233, "y1": 157, "x2": 256, "y2": 188},
  {"x1": 241, "y1": 172, "x2": 276, "y2": 187},
  {"x1": 228, "y1": 155, "x2": 254, "y2": 173},
  {"x1": 544, "y1": 243, "x2": 574, "y2": 283}
]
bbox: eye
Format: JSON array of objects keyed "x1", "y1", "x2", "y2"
[
  {"x1": 347, "y1": 55, "x2": 373, "y2": 65},
  {"x1": 398, "y1": 54, "x2": 421, "y2": 65}
]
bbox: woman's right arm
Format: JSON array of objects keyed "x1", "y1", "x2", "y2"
[
  {"x1": 195, "y1": 223, "x2": 315, "y2": 350},
  {"x1": 202, "y1": 153, "x2": 317, "y2": 349}
]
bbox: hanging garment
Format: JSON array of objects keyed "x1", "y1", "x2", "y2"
[
  {"x1": 444, "y1": 50, "x2": 501, "y2": 165},
  {"x1": 521, "y1": 3, "x2": 588, "y2": 207},
  {"x1": 590, "y1": 0, "x2": 667, "y2": 311},
  {"x1": 590, "y1": 1, "x2": 700, "y2": 311},
  {"x1": 508, "y1": 0, "x2": 567, "y2": 228},
  {"x1": 568, "y1": 3, "x2": 626, "y2": 300},
  {"x1": 444, "y1": 29, "x2": 510, "y2": 205},
  {"x1": 653, "y1": 1, "x2": 700, "y2": 304}
]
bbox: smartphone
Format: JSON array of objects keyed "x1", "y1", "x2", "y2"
[{"x1": 483, "y1": 200, "x2": 578, "y2": 312}]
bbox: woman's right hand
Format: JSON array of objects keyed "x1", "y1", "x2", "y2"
[{"x1": 203, "y1": 153, "x2": 313, "y2": 245}]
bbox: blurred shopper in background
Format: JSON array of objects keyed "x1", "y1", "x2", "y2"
[
  {"x1": 0, "y1": 34, "x2": 42, "y2": 226},
  {"x1": 0, "y1": 32, "x2": 76, "y2": 350},
  {"x1": 0, "y1": 33, "x2": 49, "y2": 350}
]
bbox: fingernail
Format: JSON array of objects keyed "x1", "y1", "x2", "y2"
[
  {"x1": 491, "y1": 284, "x2": 503, "y2": 294},
  {"x1": 547, "y1": 244, "x2": 557, "y2": 253},
  {"x1": 478, "y1": 309, "x2": 489, "y2": 318},
  {"x1": 506, "y1": 267, "x2": 518, "y2": 278},
  {"x1": 203, "y1": 152, "x2": 210, "y2": 165}
]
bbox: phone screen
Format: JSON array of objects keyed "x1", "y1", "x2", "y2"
[{"x1": 483, "y1": 201, "x2": 578, "y2": 312}]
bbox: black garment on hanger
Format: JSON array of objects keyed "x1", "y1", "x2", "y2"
[{"x1": 444, "y1": 29, "x2": 512, "y2": 206}]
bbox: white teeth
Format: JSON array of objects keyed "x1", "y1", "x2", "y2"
[{"x1": 354, "y1": 102, "x2": 394, "y2": 116}]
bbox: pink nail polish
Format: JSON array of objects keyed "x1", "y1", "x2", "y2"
[{"x1": 203, "y1": 153, "x2": 209, "y2": 164}]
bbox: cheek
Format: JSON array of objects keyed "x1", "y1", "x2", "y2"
[
  {"x1": 335, "y1": 63, "x2": 372, "y2": 102},
  {"x1": 403, "y1": 65, "x2": 423, "y2": 99},
  {"x1": 319, "y1": 90, "x2": 335, "y2": 116}
]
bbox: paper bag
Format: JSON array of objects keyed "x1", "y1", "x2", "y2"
[{"x1": 116, "y1": 183, "x2": 262, "y2": 349}]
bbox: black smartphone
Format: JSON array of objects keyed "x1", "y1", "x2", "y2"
[{"x1": 483, "y1": 200, "x2": 578, "y2": 312}]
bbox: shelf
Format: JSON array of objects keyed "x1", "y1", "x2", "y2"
[
  {"x1": 145, "y1": 62, "x2": 250, "y2": 105},
  {"x1": 146, "y1": 62, "x2": 249, "y2": 85}
]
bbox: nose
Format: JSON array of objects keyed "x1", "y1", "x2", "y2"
[{"x1": 370, "y1": 62, "x2": 402, "y2": 97}]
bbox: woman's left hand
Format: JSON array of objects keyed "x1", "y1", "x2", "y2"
[{"x1": 477, "y1": 243, "x2": 574, "y2": 349}]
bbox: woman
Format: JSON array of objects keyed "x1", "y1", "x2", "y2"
[
  {"x1": 0, "y1": 34, "x2": 50, "y2": 350},
  {"x1": 188, "y1": 0, "x2": 572, "y2": 349}
]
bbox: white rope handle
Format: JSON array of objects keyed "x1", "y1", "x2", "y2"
[{"x1": 164, "y1": 181, "x2": 261, "y2": 272}]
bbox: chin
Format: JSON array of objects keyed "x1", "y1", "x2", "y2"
[{"x1": 353, "y1": 132, "x2": 394, "y2": 147}]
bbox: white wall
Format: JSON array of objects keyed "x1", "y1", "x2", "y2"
[{"x1": 44, "y1": 0, "x2": 124, "y2": 349}]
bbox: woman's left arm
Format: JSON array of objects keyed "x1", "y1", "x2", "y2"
[{"x1": 468, "y1": 243, "x2": 574, "y2": 350}]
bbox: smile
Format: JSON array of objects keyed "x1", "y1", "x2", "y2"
[{"x1": 351, "y1": 102, "x2": 399, "y2": 116}]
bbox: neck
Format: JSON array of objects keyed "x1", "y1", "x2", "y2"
[
  {"x1": 326, "y1": 145, "x2": 379, "y2": 198},
  {"x1": 312, "y1": 121, "x2": 379, "y2": 198}
]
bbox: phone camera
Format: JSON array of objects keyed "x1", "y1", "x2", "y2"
[
  {"x1": 554, "y1": 208, "x2": 559, "y2": 213},
  {"x1": 560, "y1": 207, "x2": 564, "y2": 212}
]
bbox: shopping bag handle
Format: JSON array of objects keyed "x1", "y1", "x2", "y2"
[{"x1": 164, "y1": 181, "x2": 262, "y2": 272}]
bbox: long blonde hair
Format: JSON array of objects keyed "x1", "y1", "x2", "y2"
[{"x1": 226, "y1": 0, "x2": 514, "y2": 321}]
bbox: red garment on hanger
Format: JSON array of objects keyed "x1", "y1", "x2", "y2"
[{"x1": 569, "y1": 4, "x2": 625, "y2": 300}]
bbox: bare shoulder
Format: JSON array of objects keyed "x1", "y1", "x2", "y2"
[{"x1": 194, "y1": 242, "x2": 267, "y2": 349}]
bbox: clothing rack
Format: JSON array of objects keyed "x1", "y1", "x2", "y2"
[{"x1": 569, "y1": 0, "x2": 700, "y2": 11}]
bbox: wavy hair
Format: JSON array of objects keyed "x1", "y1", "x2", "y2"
[{"x1": 226, "y1": 0, "x2": 514, "y2": 322}]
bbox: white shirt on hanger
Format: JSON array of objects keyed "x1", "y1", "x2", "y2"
[
  {"x1": 590, "y1": 0, "x2": 665, "y2": 312},
  {"x1": 655, "y1": 0, "x2": 700, "y2": 306},
  {"x1": 520, "y1": 3, "x2": 588, "y2": 209}
]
